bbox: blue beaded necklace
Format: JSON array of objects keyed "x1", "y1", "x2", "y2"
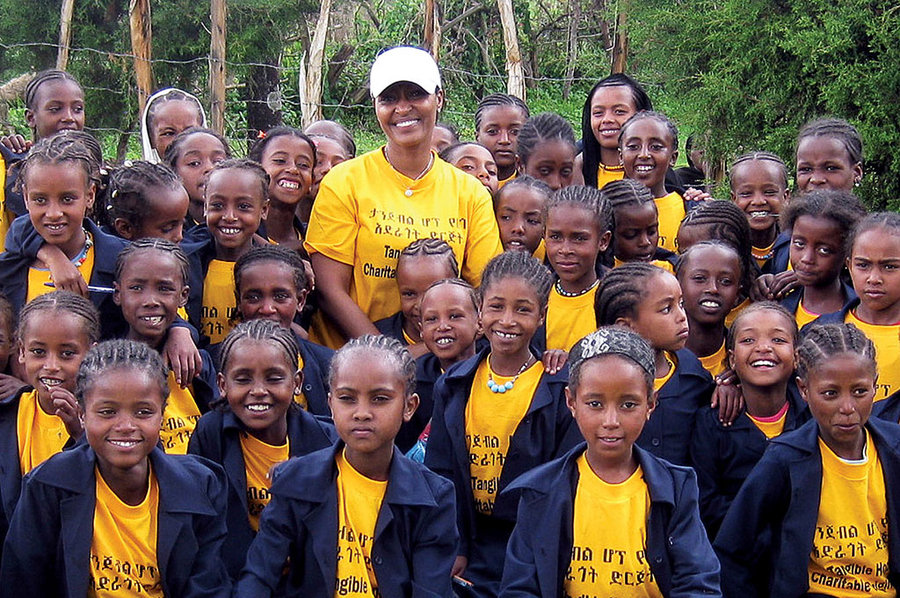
[{"x1": 486, "y1": 355, "x2": 535, "y2": 394}]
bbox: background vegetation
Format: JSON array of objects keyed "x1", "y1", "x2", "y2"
[{"x1": 0, "y1": 0, "x2": 897, "y2": 207}]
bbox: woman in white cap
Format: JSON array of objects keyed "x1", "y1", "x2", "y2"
[{"x1": 304, "y1": 46, "x2": 502, "y2": 349}]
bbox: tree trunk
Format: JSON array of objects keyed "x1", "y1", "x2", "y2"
[
  {"x1": 209, "y1": 0, "x2": 227, "y2": 135},
  {"x1": 497, "y1": 0, "x2": 526, "y2": 100},
  {"x1": 57, "y1": 0, "x2": 75, "y2": 70},
  {"x1": 246, "y1": 62, "x2": 282, "y2": 144},
  {"x1": 300, "y1": 0, "x2": 331, "y2": 127},
  {"x1": 563, "y1": 0, "x2": 580, "y2": 99},
  {"x1": 424, "y1": 0, "x2": 441, "y2": 61},
  {"x1": 129, "y1": 0, "x2": 154, "y2": 115},
  {"x1": 611, "y1": 12, "x2": 627, "y2": 74}
]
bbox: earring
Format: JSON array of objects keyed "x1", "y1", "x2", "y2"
[{"x1": 854, "y1": 178, "x2": 862, "y2": 187}]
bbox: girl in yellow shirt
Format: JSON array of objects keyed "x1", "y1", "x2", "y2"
[
  {"x1": 728, "y1": 152, "x2": 790, "y2": 270},
  {"x1": 516, "y1": 112, "x2": 577, "y2": 192},
  {"x1": 475, "y1": 93, "x2": 529, "y2": 188}
]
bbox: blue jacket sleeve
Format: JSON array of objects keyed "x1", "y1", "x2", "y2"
[
  {"x1": 178, "y1": 461, "x2": 232, "y2": 598},
  {"x1": 666, "y1": 467, "x2": 722, "y2": 597},
  {"x1": 410, "y1": 476, "x2": 459, "y2": 597},
  {"x1": 689, "y1": 408, "x2": 729, "y2": 537},
  {"x1": 498, "y1": 492, "x2": 542, "y2": 598}
]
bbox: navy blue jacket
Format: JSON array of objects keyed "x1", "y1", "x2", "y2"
[
  {"x1": 690, "y1": 385, "x2": 810, "y2": 537},
  {"x1": 761, "y1": 230, "x2": 791, "y2": 275},
  {"x1": 375, "y1": 311, "x2": 410, "y2": 345},
  {"x1": 187, "y1": 406, "x2": 336, "y2": 579},
  {"x1": 0, "y1": 215, "x2": 128, "y2": 338},
  {"x1": 395, "y1": 352, "x2": 443, "y2": 453},
  {"x1": 0, "y1": 444, "x2": 231, "y2": 597},
  {"x1": 874, "y1": 391, "x2": 900, "y2": 423},
  {"x1": 0, "y1": 386, "x2": 79, "y2": 550},
  {"x1": 424, "y1": 348, "x2": 581, "y2": 558},
  {"x1": 714, "y1": 417, "x2": 900, "y2": 598},
  {"x1": 236, "y1": 442, "x2": 459, "y2": 597},
  {"x1": 643, "y1": 348, "x2": 714, "y2": 466},
  {"x1": 499, "y1": 443, "x2": 721, "y2": 597},
  {"x1": 778, "y1": 279, "x2": 857, "y2": 323}
]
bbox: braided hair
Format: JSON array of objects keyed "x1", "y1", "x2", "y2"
[
  {"x1": 796, "y1": 118, "x2": 863, "y2": 169},
  {"x1": 105, "y1": 160, "x2": 183, "y2": 231},
  {"x1": 545, "y1": 184, "x2": 612, "y2": 234},
  {"x1": 675, "y1": 240, "x2": 744, "y2": 285},
  {"x1": 618, "y1": 111, "x2": 679, "y2": 154},
  {"x1": 726, "y1": 301, "x2": 797, "y2": 353},
  {"x1": 17, "y1": 291, "x2": 100, "y2": 345},
  {"x1": 234, "y1": 245, "x2": 309, "y2": 299},
  {"x1": 678, "y1": 200, "x2": 759, "y2": 296},
  {"x1": 144, "y1": 89, "x2": 204, "y2": 135},
  {"x1": 568, "y1": 326, "x2": 656, "y2": 394},
  {"x1": 729, "y1": 151, "x2": 789, "y2": 190},
  {"x1": 206, "y1": 158, "x2": 270, "y2": 203},
  {"x1": 796, "y1": 322, "x2": 876, "y2": 381},
  {"x1": 581, "y1": 74, "x2": 653, "y2": 187},
  {"x1": 847, "y1": 212, "x2": 900, "y2": 258},
  {"x1": 474, "y1": 93, "x2": 530, "y2": 134},
  {"x1": 781, "y1": 190, "x2": 867, "y2": 259},
  {"x1": 75, "y1": 339, "x2": 169, "y2": 408},
  {"x1": 24, "y1": 70, "x2": 82, "y2": 111},
  {"x1": 18, "y1": 134, "x2": 100, "y2": 193},
  {"x1": 163, "y1": 127, "x2": 231, "y2": 167},
  {"x1": 517, "y1": 113, "x2": 577, "y2": 168},
  {"x1": 329, "y1": 334, "x2": 417, "y2": 396},
  {"x1": 398, "y1": 238, "x2": 459, "y2": 276},
  {"x1": 218, "y1": 319, "x2": 300, "y2": 375},
  {"x1": 480, "y1": 250, "x2": 554, "y2": 311},
  {"x1": 115, "y1": 238, "x2": 189, "y2": 287},
  {"x1": 248, "y1": 126, "x2": 317, "y2": 167},
  {"x1": 421, "y1": 278, "x2": 480, "y2": 313},
  {"x1": 594, "y1": 262, "x2": 662, "y2": 325}
]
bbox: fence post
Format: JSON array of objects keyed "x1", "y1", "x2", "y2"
[
  {"x1": 424, "y1": 0, "x2": 441, "y2": 61},
  {"x1": 496, "y1": 0, "x2": 525, "y2": 100},
  {"x1": 300, "y1": 0, "x2": 330, "y2": 128},
  {"x1": 57, "y1": 0, "x2": 75, "y2": 70},
  {"x1": 129, "y1": 0, "x2": 154, "y2": 116},
  {"x1": 611, "y1": 12, "x2": 627, "y2": 74},
  {"x1": 209, "y1": 0, "x2": 227, "y2": 135}
]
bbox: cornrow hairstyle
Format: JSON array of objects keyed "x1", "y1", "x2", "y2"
[
  {"x1": 594, "y1": 262, "x2": 663, "y2": 325},
  {"x1": 602, "y1": 178, "x2": 656, "y2": 220},
  {"x1": 438, "y1": 141, "x2": 489, "y2": 164},
  {"x1": 105, "y1": 161, "x2": 183, "y2": 230},
  {"x1": 474, "y1": 93, "x2": 530, "y2": 133},
  {"x1": 517, "y1": 112, "x2": 577, "y2": 168},
  {"x1": 115, "y1": 238, "x2": 189, "y2": 288},
  {"x1": 847, "y1": 212, "x2": 900, "y2": 258},
  {"x1": 398, "y1": 238, "x2": 459, "y2": 275},
  {"x1": 494, "y1": 174, "x2": 553, "y2": 211},
  {"x1": 248, "y1": 126, "x2": 317, "y2": 167},
  {"x1": 144, "y1": 88, "x2": 204, "y2": 134},
  {"x1": 729, "y1": 151, "x2": 789, "y2": 189},
  {"x1": 781, "y1": 190, "x2": 867, "y2": 258},
  {"x1": 420, "y1": 277, "x2": 481, "y2": 314},
  {"x1": 581, "y1": 74, "x2": 653, "y2": 187},
  {"x1": 304, "y1": 119, "x2": 357, "y2": 158},
  {"x1": 568, "y1": 326, "x2": 656, "y2": 394},
  {"x1": 218, "y1": 319, "x2": 300, "y2": 375},
  {"x1": 163, "y1": 126, "x2": 232, "y2": 168},
  {"x1": 17, "y1": 133, "x2": 100, "y2": 193},
  {"x1": 796, "y1": 118, "x2": 864, "y2": 168},
  {"x1": 480, "y1": 250, "x2": 554, "y2": 311},
  {"x1": 17, "y1": 290, "x2": 101, "y2": 345},
  {"x1": 545, "y1": 184, "x2": 612, "y2": 233},
  {"x1": 329, "y1": 334, "x2": 417, "y2": 396},
  {"x1": 207, "y1": 158, "x2": 270, "y2": 203},
  {"x1": 725, "y1": 301, "x2": 798, "y2": 353},
  {"x1": 678, "y1": 200, "x2": 760, "y2": 296},
  {"x1": 24, "y1": 69, "x2": 82, "y2": 110},
  {"x1": 618, "y1": 111, "x2": 679, "y2": 153},
  {"x1": 795, "y1": 322, "x2": 875, "y2": 382},
  {"x1": 675, "y1": 240, "x2": 744, "y2": 286},
  {"x1": 234, "y1": 244, "x2": 309, "y2": 298},
  {"x1": 75, "y1": 339, "x2": 169, "y2": 409}
]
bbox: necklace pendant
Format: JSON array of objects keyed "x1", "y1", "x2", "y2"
[{"x1": 405, "y1": 188, "x2": 413, "y2": 197}]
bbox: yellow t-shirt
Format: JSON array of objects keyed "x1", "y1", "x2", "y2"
[
  {"x1": 304, "y1": 148, "x2": 502, "y2": 348},
  {"x1": 241, "y1": 431, "x2": 289, "y2": 532},
  {"x1": 597, "y1": 163, "x2": 625, "y2": 189},
  {"x1": 654, "y1": 192, "x2": 685, "y2": 253},
  {"x1": 16, "y1": 389, "x2": 68, "y2": 475},
  {"x1": 725, "y1": 297, "x2": 751, "y2": 328},
  {"x1": 294, "y1": 353, "x2": 307, "y2": 410},
  {"x1": 532, "y1": 240, "x2": 546, "y2": 262},
  {"x1": 613, "y1": 257, "x2": 674, "y2": 274},
  {"x1": 846, "y1": 311, "x2": 900, "y2": 402},
  {"x1": 808, "y1": 432, "x2": 893, "y2": 597},
  {"x1": 334, "y1": 449, "x2": 387, "y2": 597},
  {"x1": 747, "y1": 402, "x2": 789, "y2": 440},
  {"x1": 546, "y1": 284, "x2": 599, "y2": 351},
  {"x1": 498, "y1": 172, "x2": 517, "y2": 189},
  {"x1": 752, "y1": 241, "x2": 776, "y2": 269},
  {"x1": 698, "y1": 341, "x2": 728, "y2": 379},
  {"x1": 795, "y1": 299, "x2": 821, "y2": 329},
  {"x1": 88, "y1": 467, "x2": 162, "y2": 598},
  {"x1": 26, "y1": 236, "x2": 95, "y2": 302},
  {"x1": 565, "y1": 455, "x2": 663, "y2": 598},
  {"x1": 653, "y1": 352, "x2": 677, "y2": 393},
  {"x1": 159, "y1": 371, "x2": 202, "y2": 455},
  {"x1": 0, "y1": 155, "x2": 8, "y2": 253},
  {"x1": 200, "y1": 259, "x2": 237, "y2": 345},
  {"x1": 466, "y1": 358, "x2": 543, "y2": 515}
]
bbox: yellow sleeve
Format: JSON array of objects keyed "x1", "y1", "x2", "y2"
[
  {"x1": 461, "y1": 183, "x2": 503, "y2": 287},
  {"x1": 303, "y1": 162, "x2": 359, "y2": 267}
]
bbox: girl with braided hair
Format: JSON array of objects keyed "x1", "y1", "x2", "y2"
[
  {"x1": 475, "y1": 93, "x2": 529, "y2": 188},
  {"x1": 104, "y1": 160, "x2": 189, "y2": 243},
  {"x1": 516, "y1": 112, "x2": 577, "y2": 191}
]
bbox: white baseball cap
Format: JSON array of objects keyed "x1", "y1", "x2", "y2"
[{"x1": 369, "y1": 46, "x2": 442, "y2": 98}]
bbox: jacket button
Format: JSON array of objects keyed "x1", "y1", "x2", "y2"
[
  {"x1": 668, "y1": 536, "x2": 674, "y2": 546},
  {"x1": 655, "y1": 557, "x2": 663, "y2": 564},
  {"x1": 304, "y1": 384, "x2": 312, "y2": 391},
  {"x1": 651, "y1": 438, "x2": 660, "y2": 447},
  {"x1": 374, "y1": 556, "x2": 383, "y2": 565}
]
